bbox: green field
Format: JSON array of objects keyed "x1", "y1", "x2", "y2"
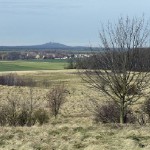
[{"x1": 0, "y1": 59, "x2": 67, "y2": 71}]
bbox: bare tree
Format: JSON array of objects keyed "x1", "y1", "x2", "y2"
[
  {"x1": 81, "y1": 16, "x2": 150, "y2": 124},
  {"x1": 46, "y1": 84, "x2": 68, "y2": 118}
]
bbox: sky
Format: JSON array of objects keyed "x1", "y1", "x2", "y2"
[{"x1": 0, "y1": 0, "x2": 149, "y2": 46}]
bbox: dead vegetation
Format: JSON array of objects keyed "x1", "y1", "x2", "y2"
[{"x1": 0, "y1": 70, "x2": 150, "y2": 149}]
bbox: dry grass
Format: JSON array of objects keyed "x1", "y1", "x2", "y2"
[
  {"x1": 1, "y1": 119, "x2": 150, "y2": 150},
  {"x1": 0, "y1": 70, "x2": 150, "y2": 149}
]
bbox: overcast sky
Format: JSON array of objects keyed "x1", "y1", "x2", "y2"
[{"x1": 0, "y1": 0, "x2": 149, "y2": 46}]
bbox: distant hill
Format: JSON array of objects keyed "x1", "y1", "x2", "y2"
[
  {"x1": 39, "y1": 42, "x2": 70, "y2": 49},
  {"x1": 26, "y1": 42, "x2": 71, "y2": 49},
  {"x1": 0, "y1": 42, "x2": 96, "y2": 51}
]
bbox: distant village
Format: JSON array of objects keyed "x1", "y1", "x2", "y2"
[{"x1": 0, "y1": 51, "x2": 91, "y2": 60}]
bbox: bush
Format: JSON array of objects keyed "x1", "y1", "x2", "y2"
[
  {"x1": 24, "y1": 78, "x2": 36, "y2": 87},
  {"x1": 140, "y1": 98, "x2": 150, "y2": 124},
  {"x1": 0, "y1": 73, "x2": 36, "y2": 87},
  {"x1": 0, "y1": 107, "x2": 7, "y2": 126},
  {"x1": 17, "y1": 109, "x2": 29, "y2": 126},
  {"x1": 5, "y1": 107, "x2": 18, "y2": 126},
  {"x1": 142, "y1": 98, "x2": 150, "y2": 117},
  {"x1": 26, "y1": 114, "x2": 36, "y2": 126},
  {"x1": 94, "y1": 101, "x2": 136, "y2": 124},
  {"x1": 18, "y1": 108, "x2": 49, "y2": 126},
  {"x1": 135, "y1": 111, "x2": 148, "y2": 125},
  {"x1": 94, "y1": 101, "x2": 120, "y2": 123},
  {"x1": 46, "y1": 84, "x2": 68, "y2": 118},
  {"x1": 4, "y1": 98, "x2": 19, "y2": 126},
  {"x1": 0, "y1": 73, "x2": 24, "y2": 86},
  {"x1": 34, "y1": 108, "x2": 49, "y2": 125},
  {"x1": 0, "y1": 87, "x2": 48, "y2": 126},
  {"x1": 0, "y1": 106, "x2": 49, "y2": 126}
]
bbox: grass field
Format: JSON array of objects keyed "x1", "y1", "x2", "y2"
[
  {"x1": 0, "y1": 59, "x2": 67, "y2": 71},
  {"x1": 0, "y1": 70, "x2": 150, "y2": 149}
]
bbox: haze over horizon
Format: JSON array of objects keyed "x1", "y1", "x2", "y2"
[{"x1": 0, "y1": 0, "x2": 149, "y2": 47}]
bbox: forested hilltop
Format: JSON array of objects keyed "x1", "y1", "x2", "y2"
[{"x1": 0, "y1": 42, "x2": 98, "y2": 51}]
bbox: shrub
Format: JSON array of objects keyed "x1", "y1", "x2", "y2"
[
  {"x1": 26, "y1": 114, "x2": 36, "y2": 126},
  {"x1": 24, "y1": 78, "x2": 36, "y2": 87},
  {"x1": 135, "y1": 111, "x2": 148, "y2": 125},
  {"x1": 17, "y1": 109, "x2": 37, "y2": 126},
  {"x1": 41, "y1": 79, "x2": 50, "y2": 88},
  {"x1": 94, "y1": 101, "x2": 136, "y2": 124},
  {"x1": 17, "y1": 109, "x2": 29, "y2": 126},
  {"x1": 0, "y1": 73, "x2": 24, "y2": 86},
  {"x1": 0, "y1": 106, "x2": 50, "y2": 126},
  {"x1": 0, "y1": 107, "x2": 7, "y2": 126},
  {"x1": 139, "y1": 98, "x2": 150, "y2": 124},
  {"x1": 34, "y1": 108, "x2": 49, "y2": 125},
  {"x1": 0, "y1": 87, "x2": 47, "y2": 126},
  {"x1": 46, "y1": 84, "x2": 68, "y2": 118},
  {"x1": 142, "y1": 98, "x2": 150, "y2": 118},
  {"x1": 0, "y1": 73, "x2": 36, "y2": 87},
  {"x1": 4, "y1": 97, "x2": 19, "y2": 126},
  {"x1": 94, "y1": 101, "x2": 120, "y2": 123},
  {"x1": 5, "y1": 107, "x2": 18, "y2": 126}
]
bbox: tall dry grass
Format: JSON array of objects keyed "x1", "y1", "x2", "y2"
[{"x1": 0, "y1": 70, "x2": 150, "y2": 149}]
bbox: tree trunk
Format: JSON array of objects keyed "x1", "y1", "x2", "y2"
[
  {"x1": 120, "y1": 100, "x2": 125, "y2": 124},
  {"x1": 120, "y1": 108, "x2": 125, "y2": 124}
]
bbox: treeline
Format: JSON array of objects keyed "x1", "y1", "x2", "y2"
[{"x1": 70, "y1": 48, "x2": 150, "y2": 71}]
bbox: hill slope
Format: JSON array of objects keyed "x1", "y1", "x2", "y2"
[{"x1": 0, "y1": 42, "x2": 93, "y2": 51}]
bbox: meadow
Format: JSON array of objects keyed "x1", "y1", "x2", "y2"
[
  {"x1": 0, "y1": 63, "x2": 150, "y2": 149},
  {"x1": 0, "y1": 59, "x2": 67, "y2": 71}
]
